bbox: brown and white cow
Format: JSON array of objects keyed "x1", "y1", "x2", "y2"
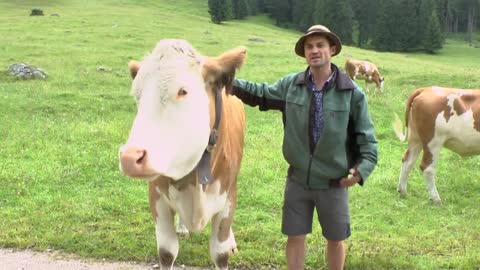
[
  {"x1": 119, "y1": 39, "x2": 246, "y2": 270},
  {"x1": 345, "y1": 59, "x2": 384, "y2": 92},
  {"x1": 393, "y1": 86, "x2": 480, "y2": 204}
]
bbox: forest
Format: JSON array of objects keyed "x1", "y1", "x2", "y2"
[{"x1": 208, "y1": 0, "x2": 479, "y2": 53}]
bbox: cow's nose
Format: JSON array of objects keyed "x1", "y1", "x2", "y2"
[{"x1": 120, "y1": 147, "x2": 148, "y2": 177}]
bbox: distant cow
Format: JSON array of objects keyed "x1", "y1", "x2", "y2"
[
  {"x1": 393, "y1": 86, "x2": 480, "y2": 204},
  {"x1": 119, "y1": 39, "x2": 246, "y2": 270},
  {"x1": 345, "y1": 59, "x2": 384, "y2": 92}
]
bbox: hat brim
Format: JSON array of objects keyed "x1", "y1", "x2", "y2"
[{"x1": 295, "y1": 32, "x2": 342, "y2": 57}]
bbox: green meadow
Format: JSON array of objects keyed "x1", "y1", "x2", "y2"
[{"x1": 1, "y1": 0, "x2": 479, "y2": 269}]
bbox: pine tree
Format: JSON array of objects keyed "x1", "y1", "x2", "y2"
[
  {"x1": 247, "y1": 0, "x2": 257, "y2": 15},
  {"x1": 396, "y1": 0, "x2": 421, "y2": 51},
  {"x1": 352, "y1": 0, "x2": 378, "y2": 47},
  {"x1": 423, "y1": 9, "x2": 444, "y2": 53},
  {"x1": 292, "y1": 0, "x2": 315, "y2": 31},
  {"x1": 372, "y1": 0, "x2": 399, "y2": 51},
  {"x1": 269, "y1": 0, "x2": 291, "y2": 26},
  {"x1": 322, "y1": 0, "x2": 354, "y2": 45},
  {"x1": 312, "y1": 0, "x2": 327, "y2": 25},
  {"x1": 208, "y1": 0, "x2": 232, "y2": 24},
  {"x1": 232, "y1": 0, "x2": 249, "y2": 19}
]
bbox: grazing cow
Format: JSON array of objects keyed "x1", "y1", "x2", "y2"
[
  {"x1": 345, "y1": 59, "x2": 384, "y2": 92},
  {"x1": 119, "y1": 39, "x2": 247, "y2": 270},
  {"x1": 393, "y1": 86, "x2": 480, "y2": 204}
]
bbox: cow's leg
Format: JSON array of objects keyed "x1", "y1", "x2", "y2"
[
  {"x1": 151, "y1": 196, "x2": 179, "y2": 269},
  {"x1": 176, "y1": 214, "x2": 189, "y2": 235},
  {"x1": 398, "y1": 140, "x2": 422, "y2": 198},
  {"x1": 209, "y1": 196, "x2": 237, "y2": 270},
  {"x1": 364, "y1": 81, "x2": 370, "y2": 92},
  {"x1": 420, "y1": 142, "x2": 443, "y2": 204}
]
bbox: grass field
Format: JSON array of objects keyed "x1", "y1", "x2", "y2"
[{"x1": 1, "y1": 0, "x2": 479, "y2": 269}]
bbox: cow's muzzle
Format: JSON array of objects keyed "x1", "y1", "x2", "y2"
[{"x1": 119, "y1": 147, "x2": 153, "y2": 177}]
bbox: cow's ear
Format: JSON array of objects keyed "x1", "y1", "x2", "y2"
[
  {"x1": 128, "y1": 60, "x2": 141, "y2": 79},
  {"x1": 203, "y1": 47, "x2": 247, "y2": 94}
]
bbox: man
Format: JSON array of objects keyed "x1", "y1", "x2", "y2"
[{"x1": 232, "y1": 25, "x2": 378, "y2": 269}]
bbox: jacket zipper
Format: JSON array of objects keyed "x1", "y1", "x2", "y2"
[{"x1": 306, "y1": 154, "x2": 313, "y2": 188}]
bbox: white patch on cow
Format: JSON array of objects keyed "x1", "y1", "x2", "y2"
[
  {"x1": 167, "y1": 179, "x2": 227, "y2": 232},
  {"x1": 434, "y1": 108, "x2": 480, "y2": 156},
  {"x1": 210, "y1": 201, "x2": 234, "y2": 254},
  {"x1": 154, "y1": 194, "x2": 179, "y2": 268},
  {"x1": 431, "y1": 86, "x2": 448, "y2": 97},
  {"x1": 363, "y1": 62, "x2": 370, "y2": 73},
  {"x1": 124, "y1": 41, "x2": 212, "y2": 180}
]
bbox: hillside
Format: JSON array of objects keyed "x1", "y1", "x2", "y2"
[{"x1": 0, "y1": 0, "x2": 479, "y2": 269}]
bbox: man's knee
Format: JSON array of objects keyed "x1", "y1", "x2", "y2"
[
  {"x1": 327, "y1": 239, "x2": 343, "y2": 248},
  {"x1": 287, "y1": 235, "x2": 306, "y2": 245}
]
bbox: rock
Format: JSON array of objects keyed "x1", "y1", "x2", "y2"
[
  {"x1": 7, "y1": 63, "x2": 48, "y2": 79},
  {"x1": 248, "y1": 38, "x2": 265, "y2": 43},
  {"x1": 97, "y1": 66, "x2": 112, "y2": 72},
  {"x1": 30, "y1": 8, "x2": 44, "y2": 16}
]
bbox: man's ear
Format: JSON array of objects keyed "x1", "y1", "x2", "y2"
[
  {"x1": 330, "y1": 45, "x2": 337, "y2": 56},
  {"x1": 128, "y1": 61, "x2": 141, "y2": 79}
]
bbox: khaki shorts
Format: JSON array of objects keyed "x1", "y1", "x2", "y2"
[{"x1": 281, "y1": 177, "x2": 351, "y2": 241}]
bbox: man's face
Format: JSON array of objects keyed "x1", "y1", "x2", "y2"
[{"x1": 304, "y1": 34, "x2": 336, "y2": 68}]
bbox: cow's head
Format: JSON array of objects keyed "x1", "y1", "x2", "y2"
[
  {"x1": 373, "y1": 70, "x2": 384, "y2": 91},
  {"x1": 119, "y1": 39, "x2": 246, "y2": 181}
]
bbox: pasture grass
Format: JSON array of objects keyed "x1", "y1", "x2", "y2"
[{"x1": 1, "y1": 0, "x2": 480, "y2": 269}]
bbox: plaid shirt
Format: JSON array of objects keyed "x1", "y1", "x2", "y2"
[{"x1": 309, "y1": 69, "x2": 336, "y2": 145}]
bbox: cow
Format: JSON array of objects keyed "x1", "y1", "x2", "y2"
[
  {"x1": 344, "y1": 59, "x2": 384, "y2": 92},
  {"x1": 119, "y1": 39, "x2": 247, "y2": 270},
  {"x1": 393, "y1": 86, "x2": 480, "y2": 204}
]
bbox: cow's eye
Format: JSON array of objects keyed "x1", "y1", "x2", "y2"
[{"x1": 177, "y1": 87, "x2": 188, "y2": 98}]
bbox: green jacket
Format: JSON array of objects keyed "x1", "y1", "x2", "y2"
[{"x1": 233, "y1": 65, "x2": 378, "y2": 189}]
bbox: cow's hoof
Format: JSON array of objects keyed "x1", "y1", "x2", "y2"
[
  {"x1": 398, "y1": 190, "x2": 407, "y2": 198},
  {"x1": 431, "y1": 198, "x2": 442, "y2": 205},
  {"x1": 176, "y1": 226, "x2": 189, "y2": 236},
  {"x1": 176, "y1": 221, "x2": 189, "y2": 236}
]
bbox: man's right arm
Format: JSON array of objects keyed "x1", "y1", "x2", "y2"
[{"x1": 232, "y1": 78, "x2": 286, "y2": 111}]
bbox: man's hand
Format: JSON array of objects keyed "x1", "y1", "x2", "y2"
[{"x1": 340, "y1": 168, "x2": 361, "y2": 187}]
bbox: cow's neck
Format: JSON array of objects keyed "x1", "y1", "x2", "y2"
[{"x1": 195, "y1": 89, "x2": 223, "y2": 185}]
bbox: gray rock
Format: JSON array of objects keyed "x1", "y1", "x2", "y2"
[
  {"x1": 248, "y1": 38, "x2": 265, "y2": 43},
  {"x1": 7, "y1": 63, "x2": 48, "y2": 79},
  {"x1": 30, "y1": 8, "x2": 44, "y2": 16}
]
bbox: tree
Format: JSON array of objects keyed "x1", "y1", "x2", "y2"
[
  {"x1": 396, "y1": 0, "x2": 421, "y2": 51},
  {"x1": 424, "y1": 9, "x2": 444, "y2": 53},
  {"x1": 208, "y1": 0, "x2": 232, "y2": 24},
  {"x1": 232, "y1": 0, "x2": 249, "y2": 19},
  {"x1": 371, "y1": 0, "x2": 399, "y2": 51},
  {"x1": 292, "y1": 0, "x2": 315, "y2": 31},
  {"x1": 352, "y1": 0, "x2": 378, "y2": 47},
  {"x1": 268, "y1": 0, "x2": 291, "y2": 26},
  {"x1": 247, "y1": 0, "x2": 257, "y2": 15},
  {"x1": 321, "y1": 0, "x2": 354, "y2": 45}
]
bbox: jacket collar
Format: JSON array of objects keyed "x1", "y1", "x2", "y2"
[{"x1": 295, "y1": 63, "x2": 355, "y2": 91}]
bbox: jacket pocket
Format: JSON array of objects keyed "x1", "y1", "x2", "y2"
[{"x1": 323, "y1": 101, "x2": 350, "y2": 132}]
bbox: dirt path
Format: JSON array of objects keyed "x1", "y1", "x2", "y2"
[{"x1": 0, "y1": 248, "x2": 211, "y2": 270}]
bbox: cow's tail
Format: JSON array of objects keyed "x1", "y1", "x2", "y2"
[{"x1": 393, "y1": 88, "x2": 424, "y2": 142}]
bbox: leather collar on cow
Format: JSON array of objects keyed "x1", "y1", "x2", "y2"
[{"x1": 196, "y1": 89, "x2": 223, "y2": 185}]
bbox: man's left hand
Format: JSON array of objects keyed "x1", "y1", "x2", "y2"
[{"x1": 340, "y1": 168, "x2": 361, "y2": 187}]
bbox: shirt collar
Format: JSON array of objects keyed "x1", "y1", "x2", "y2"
[
  {"x1": 307, "y1": 67, "x2": 336, "y2": 91},
  {"x1": 295, "y1": 64, "x2": 355, "y2": 91}
]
